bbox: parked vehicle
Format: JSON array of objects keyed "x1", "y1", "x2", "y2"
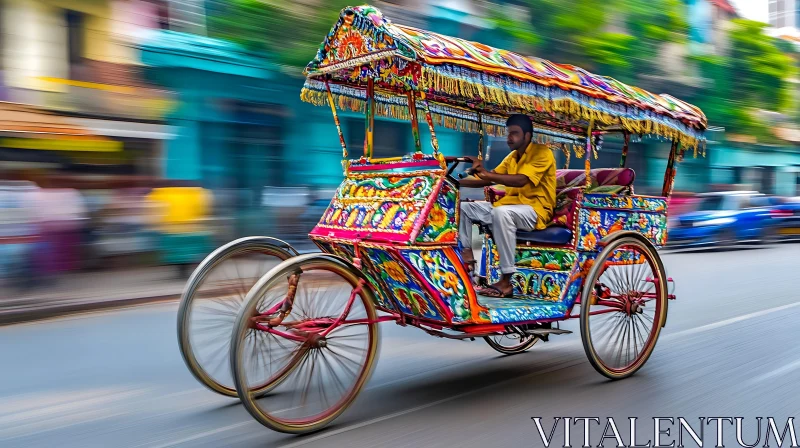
[{"x1": 668, "y1": 191, "x2": 782, "y2": 247}]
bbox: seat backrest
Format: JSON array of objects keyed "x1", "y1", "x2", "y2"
[{"x1": 556, "y1": 168, "x2": 636, "y2": 191}]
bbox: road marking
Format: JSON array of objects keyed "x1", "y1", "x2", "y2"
[
  {"x1": 275, "y1": 300, "x2": 800, "y2": 447},
  {"x1": 662, "y1": 301, "x2": 800, "y2": 340},
  {"x1": 277, "y1": 357, "x2": 586, "y2": 448},
  {"x1": 145, "y1": 421, "x2": 254, "y2": 448},
  {"x1": 752, "y1": 358, "x2": 800, "y2": 383}
]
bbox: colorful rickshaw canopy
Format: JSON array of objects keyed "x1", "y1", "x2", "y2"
[{"x1": 302, "y1": 5, "x2": 707, "y2": 148}]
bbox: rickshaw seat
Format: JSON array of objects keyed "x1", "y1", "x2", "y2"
[{"x1": 516, "y1": 226, "x2": 573, "y2": 245}]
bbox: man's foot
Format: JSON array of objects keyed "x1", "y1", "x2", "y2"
[
  {"x1": 477, "y1": 274, "x2": 515, "y2": 298},
  {"x1": 477, "y1": 282, "x2": 514, "y2": 298}
]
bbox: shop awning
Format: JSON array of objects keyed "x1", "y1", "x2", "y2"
[{"x1": 0, "y1": 102, "x2": 121, "y2": 151}]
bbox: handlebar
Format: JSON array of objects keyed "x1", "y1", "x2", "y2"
[
  {"x1": 458, "y1": 168, "x2": 479, "y2": 179},
  {"x1": 445, "y1": 157, "x2": 474, "y2": 178}
]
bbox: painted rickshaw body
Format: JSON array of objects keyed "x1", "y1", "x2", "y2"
[{"x1": 176, "y1": 5, "x2": 707, "y2": 435}]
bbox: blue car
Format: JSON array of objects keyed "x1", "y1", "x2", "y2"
[
  {"x1": 668, "y1": 191, "x2": 781, "y2": 247},
  {"x1": 771, "y1": 197, "x2": 800, "y2": 241}
]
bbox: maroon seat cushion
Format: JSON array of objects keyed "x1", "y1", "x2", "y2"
[{"x1": 556, "y1": 168, "x2": 635, "y2": 191}]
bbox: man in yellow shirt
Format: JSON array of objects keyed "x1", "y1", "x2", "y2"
[{"x1": 459, "y1": 114, "x2": 556, "y2": 297}]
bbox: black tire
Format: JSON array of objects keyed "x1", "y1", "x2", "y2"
[
  {"x1": 177, "y1": 236, "x2": 296, "y2": 397},
  {"x1": 580, "y1": 236, "x2": 668, "y2": 380},
  {"x1": 484, "y1": 334, "x2": 539, "y2": 354}
]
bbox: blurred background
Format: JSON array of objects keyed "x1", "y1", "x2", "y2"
[{"x1": 0, "y1": 0, "x2": 798, "y2": 296}]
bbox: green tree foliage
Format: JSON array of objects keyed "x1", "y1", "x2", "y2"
[
  {"x1": 690, "y1": 20, "x2": 794, "y2": 142},
  {"x1": 727, "y1": 19, "x2": 793, "y2": 112},
  {"x1": 206, "y1": 0, "x2": 351, "y2": 68},
  {"x1": 488, "y1": 0, "x2": 688, "y2": 81}
]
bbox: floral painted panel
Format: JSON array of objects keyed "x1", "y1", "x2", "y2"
[
  {"x1": 318, "y1": 201, "x2": 422, "y2": 234},
  {"x1": 511, "y1": 268, "x2": 569, "y2": 301},
  {"x1": 416, "y1": 180, "x2": 458, "y2": 244},
  {"x1": 338, "y1": 175, "x2": 436, "y2": 201},
  {"x1": 515, "y1": 248, "x2": 576, "y2": 271},
  {"x1": 582, "y1": 194, "x2": 667, "y2": 213},
  {"x1": 362, "y1": 246, "x2": 447, "y2": 321},
  {"x1": 399, "y1": 248, "x2": 486, "y2": 323},
  {"x1": 578, "y1": 208, "x2": 667, "y2": 251}
]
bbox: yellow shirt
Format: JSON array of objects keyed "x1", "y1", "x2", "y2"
[{"x1": 493, "y1": 143, "x2": 556, "y2": 230}]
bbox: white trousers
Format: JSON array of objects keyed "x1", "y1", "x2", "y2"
[{"x1": 458, "y1": 201, "x2": 538, "y2": 275}]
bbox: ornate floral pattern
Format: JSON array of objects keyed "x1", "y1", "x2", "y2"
[
  {"x1": 515, "y1": 248, "x2": 576, "y2": 271},
  {"x1": 338, "y1": 175, "x2": 435, "y2": 201},
  {"x1": 303, "y1": 6, "x2": 706, "y2": 147},
  {"x1": 311, "y1": 163, "x2": 449, "y2": 243},
  {"x1": 416, "y1": 180, "x2": 457, "y2": 243},
  {"x1": 399, "y1": 248, "x2": 476, "y2": 322},
  {"x1": 510, "y1": 269, "x2": 569, "y2": 301},
  {"x1": 318, "y1": 201, "x2": 420, "y2": 233},
  {"x1": 578, "y1": 208, "x2": 667, "y2": 251},
  {"x1": 582, "y1": 194, "x2": 667, "y2": 213},
  {"x1": 363, "y1": 247, "x2": 446, "y2": 321}
]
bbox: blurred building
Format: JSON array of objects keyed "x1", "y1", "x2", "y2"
[
  {"x1": 0, "y1": 0, "x2": 173, "y2": 181},
  {"x1": 769, "y1": 0, "x2": 799, "y2": 29}
]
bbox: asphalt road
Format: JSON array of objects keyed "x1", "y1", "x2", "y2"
[{"x1": 1, "y1": 244, "x2": 799, "y2": 448}]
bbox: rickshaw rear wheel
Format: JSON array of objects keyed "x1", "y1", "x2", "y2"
[
  {"x1": 231, "y1": 254, "x2": 379, "y2": 434},
  {"x1": 484, "y1": 333, "x2": 539, "y2": 354},
  {"x1": 580, "y1": 235, "x2": 668, "y2": 380},
  {"x1": 177, "y1": 236, "x2": 296, "y2": 397}
]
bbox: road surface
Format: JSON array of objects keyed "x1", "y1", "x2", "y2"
[{"x1": 1, "y1": 244, "x2": 798, "y2": 447}]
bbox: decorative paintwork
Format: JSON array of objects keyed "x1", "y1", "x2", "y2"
[
  {"x1": 318, "y1": 201, "x2": 421, "y2": 233},
  {"x1": 303, "y1": 6, "x2": 706, "y2": 148},
  {"x1": 399, "y1": 248, "x2": 488, "y2": 323},
  {"x1": 582, "y1": 194, "x2": 667, "y2": 213},
  {"x1": 362, "y1": 246, "x2": 447, "y2": 322},
  {"x1": 338, "y1": 174, "x2": 436, "y2": 201},
  {"x1": 481, "y1": 233, "x2": 502, "y2": 285},
  {"x1": 416, "y1": 180, "x2": 458, "y2": 244},
  {"x1": 578, "y1": 208, "x2": 667, "y2": 251},
  {"x1": 477, "y1": 297, "x2": 568, "y2": 324},
  {"x1": 481, "y1": 235, "x2": 575, "y2": 301},
  {"x1": 515, "y1": 248, "x2": 576, "y2": 271},
  {"x1": 511, "y1": 268, "x2": 570, "y2": 301},
  {"x1": 311, "y1": 161, "x2": 448, "y2": 243}
]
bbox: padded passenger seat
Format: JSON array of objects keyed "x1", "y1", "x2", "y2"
[{"x1": 515, "y1": 226, "x2": 573, "y2": 245}]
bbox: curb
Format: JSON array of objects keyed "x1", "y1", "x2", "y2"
[{"x1": 0, "y1": 293, "x2": 181, "y2": 326}]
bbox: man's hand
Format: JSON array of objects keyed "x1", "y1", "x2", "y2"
[
  {"x1": 457, "y1": 156, "x2": 493, "y2": 188},
  {"x1": 464, "y1": 156, "x2": 487, "y2": 178}
]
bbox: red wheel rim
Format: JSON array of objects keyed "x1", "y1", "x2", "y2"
[
  {"x1": 237, "y1": 263, "x2": 376, "y2": 427},
  {"x1": 585, "y1": 244, "x2": 663, "y2": 374}
]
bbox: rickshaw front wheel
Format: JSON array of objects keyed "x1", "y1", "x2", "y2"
[
  {"x1": 579, "y1": 235, "x2": 668, "y2": 380},
  {"x1": 231, "y1": 254, "x2": 380, "y2": 434}
]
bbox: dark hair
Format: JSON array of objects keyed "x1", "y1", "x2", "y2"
[{"x1": 506, "y1": 114, "x2": 533, "y2": 135}]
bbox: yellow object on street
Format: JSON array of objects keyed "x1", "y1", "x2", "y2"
[{"x1": 145, "y1": 187, "x2": 212, "y2": 227}]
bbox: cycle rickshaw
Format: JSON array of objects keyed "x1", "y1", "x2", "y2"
[{"x1": 177, "y1": 5, "x2": 706, "y2": 434}]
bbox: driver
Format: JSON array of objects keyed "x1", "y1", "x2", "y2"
[{"x1": 458, "y1": 114, "x2": 556, "y2": 298}]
